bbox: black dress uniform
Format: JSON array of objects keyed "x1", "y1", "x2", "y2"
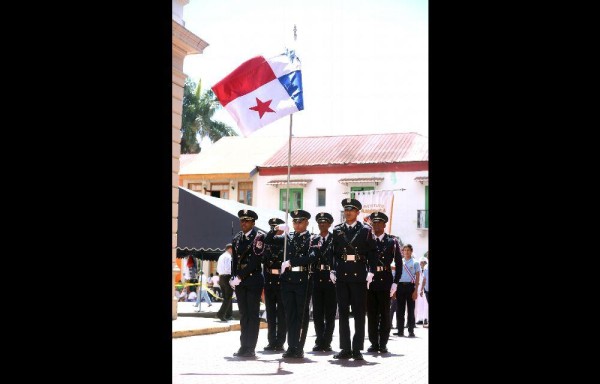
[
  {"x1": 332, "y1": 198, "x2": 377, "y2": 360},
  {"x1": 366, "y1": 212, "x2": 402, "y2": 353},
  {"x1": 262, "y1": 218, "x2": 287, "y2": 351},
  {"x1": 264, "y1": 210, "x2": 316, "y2": 358},
  {"x1": 309, "y1": 212, "x2": 337, "y2": 352},
  {"x1": 231, "y1": 210, "x2": 265, "y2": 357}
]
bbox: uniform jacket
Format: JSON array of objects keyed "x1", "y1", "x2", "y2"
[
  {"x1": 264, "y1": 229, "x2": 316, "y2": 284},
  {"x1": 368, "y1": 233, "x2": 402, "y2": 291},
  {"x1": 310, "y1": 231, "x2": 336, "y2": 288},
  {"x1": 262, "y1": 240, "x2": 284, "y2": 289},
  {"x1": 231, "y1": 227, "x2": 266, "y2": 287},
  {"x1": 332, "y1": 221, "x2": 377, "y2": 282}
]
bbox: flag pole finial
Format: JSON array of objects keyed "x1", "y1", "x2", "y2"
[{"x1": 293, "y1": 24, "x2": 297, "y2": 42}]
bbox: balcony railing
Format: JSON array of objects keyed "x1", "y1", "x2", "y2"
[{"x1": 417, "y1": 209, "x2": 428, "y2": 229}]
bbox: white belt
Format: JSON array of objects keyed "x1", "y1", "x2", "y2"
[{"x1": 291, "y1": 266, "x2": 307, "y2": 272}]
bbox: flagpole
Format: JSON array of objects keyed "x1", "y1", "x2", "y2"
[
  {"x1": 283, "y1": 113, "x2": 293, "y2": 262},
  {"x1": 282, "y1": 24, "x2": 298, "y2": 262}
]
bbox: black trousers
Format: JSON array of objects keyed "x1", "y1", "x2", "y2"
[
  {"x1": 425, "y1": 290, "x2": 429, "y2": 304},
  {"x1": 235, "y1": 283, "x2": 263, "y2": 352},
  {"x1": 264, "y1": 285, "x2": 286, "y2": 347},
  {"x1": 367, "y1": 289, "x2": 391, "y2": 347},
  {"x1": 336, "y1": 280, "x2": 367, "y2": 352},
  {"x1": 281, "y1": 280, "x2": 312, "y2": 351},
  {"x1": 217, "y1": 275, "x2": 233, "y2": 319},
  {"x1": 390, "y1": 295, "x2": 398, "y2": 328},
  {"x1": 396, "y1": 283, "x2": 416, "y2": 333},
  {"x1": 312, "y1": 283, "x2": 337, "y2": 347}
]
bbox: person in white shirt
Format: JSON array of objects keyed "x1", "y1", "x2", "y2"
[
  {"x1": 210, "y1": 273, "x2": 221, "y2": 298},
  {"x1": 187, "y1": 290, "x2": 197, "y2": 302},
  {"x1": 194, "y1": 272, "x2": 213, "y2": 309},
  {"x1": 216, "y1": 244, "x2": 233, "y2": 321}
]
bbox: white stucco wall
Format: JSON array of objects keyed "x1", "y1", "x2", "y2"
[
  {"x1": 172, "y1": 0, "x2": 188, "y2": 26},
  {"x1": 254, "y1": 170, "x2": 429, "y2": 259}
]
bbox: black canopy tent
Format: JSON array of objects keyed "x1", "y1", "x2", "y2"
[{"x1": 176, "y1": 187, "x2": 291, "y2": 261}]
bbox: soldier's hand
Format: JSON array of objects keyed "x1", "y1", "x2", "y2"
[
  {"x1": 390, "y1": 283, "x2": 397, "y2": 298},
  {"x1": 280, "y1": 260, "x2": 291, "y2": 274},
  {"x1": 329, "y1": 271, "x2": 337, "y2": 284}
]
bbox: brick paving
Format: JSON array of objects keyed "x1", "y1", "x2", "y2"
[{"x1": 173, "y1": 305, "x2": 428, "y2": 384}]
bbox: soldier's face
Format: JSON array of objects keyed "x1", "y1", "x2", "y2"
[
  {"x1": 371, "y1": 220, "x2": 386, "y2": 234},
  {"x1": 344, "y1": 208, "x2": 359, "y2": 222},
  {"x1": 240, "y1": 219, "x2": 255, "y2": 233},
  {"x1": 292, "y1": 218, "x2": 309, "y2": 232},
  {"x1": 317, "y1": 221, "x2": 331, "y2": 232}
]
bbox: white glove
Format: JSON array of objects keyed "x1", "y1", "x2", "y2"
[
  {"x1": 276, "y1": 224, "x2": 289, "y2": 234},
  {"x1": 230, "y1": 276, "x2": 241, "y2": 288},
  {"x1": 281, "y1": 260, "x2": 291, "y2": 274},
  {"x1": 390, "y1": 283, "x2": 397, "y2": 297},
  {"x1": 329, "y1": 271, "x2": 337, "y2": 284},
  {"x1": 366, "y1": 272, "x2": 374, "y2": 283}
]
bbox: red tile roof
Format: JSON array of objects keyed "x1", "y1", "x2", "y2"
[{"x1": 260, "y1": 132, "x2": 428, "y2": 168}]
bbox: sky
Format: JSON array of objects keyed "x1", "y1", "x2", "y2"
[{"x1": 181, "y1": 0, "x2": 428, "y2": 142}]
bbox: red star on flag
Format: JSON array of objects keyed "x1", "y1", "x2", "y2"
[{"x1": 249, "y1": 98, "x2": 275, "y2": 118}]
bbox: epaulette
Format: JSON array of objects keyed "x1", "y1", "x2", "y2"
[{"x1": 333, "y1": 223, "x2": 344, "y2": 229}]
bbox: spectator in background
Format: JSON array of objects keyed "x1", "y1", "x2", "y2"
[
  {"x1": 187, "y1": 288, "x2": 197, "y2": 302},
  {"x1": 178, "y1": 286, "x2": 189, "y2": 302},
  {"x1": 194, "y1": 271, "x2": 212, "y2": 309},
  {"x1": 210, "y1": 273, "x2": 221, "y2": 299},
  {"x1": 216, "y1": 244, "x2": 234, "y2": 321},
  {"x1": 415, "y1": 258, "x2": 428, "y2": 326}
]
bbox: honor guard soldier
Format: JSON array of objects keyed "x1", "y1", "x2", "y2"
[
  {"x1": 230, "y1": 209, "x2": 266, "y2": 357},
  {"x1": 331, "y1": 198, "x2": 377, "y2": 360},
  {"x1": 261, "y1": 217, "x2": 287, "y2": 352},
  {"x1": 390, "y1": 244, "x2": 421, "y2": 337},
  {"x1": 366, "y1": 212, "x2": 402, "y2": 354},
  {"x1": 309, "y1": 212, "x2": 337, "y2": 352},
  {"x1": 264, "y1": 209, "x2": 316, "y2": 358}
]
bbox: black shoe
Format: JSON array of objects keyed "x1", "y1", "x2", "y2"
[
  {"x1": 352, "y1": 351, "x2": 364, "y2": 360},
  {"x1": 239, "y1": 350, "x2": 256, "y2": 357},
  {"x1": 423, "y1": 319, "x2": 428, "y2": 325},
  {"x1": 226, "y1": 316, "x2": 234, "y2": 321},
  {"x1": 379, "y1": 346, "x2": 389, "y2": 353},
  {"x1": 312, "y1": 345, "x2": 323, "y2": 352},
  {"x1": 333, "y1": 350, "x2": 352, "y2": 359},
  {"x1": 393, "y1": 332, "x2": 405, "y2": 337},
  {"x1": 292, "y1": 350, "x2": 304, "y2": 358},
  {"x1": 322, "y1": 345, "x2": 332, "y2": 351},
  {"x1": 416, "y1": 320, "x2": 423, "y2": 325},
  {"x1": 367, "y1": 345, "x2": 379, "y2": 352},
  {"x1": 216, "y1": 314, "x2": 227, "y2": 321},
  {"x1": 282, "y1": 348, "x2": 296, "y2": 358},
  {"x1": 233, "y1": 347, "x2": 246, "y2": 356},
  {"x1": 273, "y1": 345, "x2": 285, "y2": 351},
  {"x1": 264, "y1": 344, "x2": 276, "y2": 351},
  {"x1": 408, "y1": 333, "x2": 415, "y2": 338}
]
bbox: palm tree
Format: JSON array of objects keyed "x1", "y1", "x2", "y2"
[{"x1": 181, "y1": 77, "x2": 237, "y2": 154}]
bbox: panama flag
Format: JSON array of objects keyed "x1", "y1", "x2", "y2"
[{"x1": 212, "y1": 52, "x2": 304, "y2": 137}]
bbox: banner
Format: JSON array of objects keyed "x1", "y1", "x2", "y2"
[{"x1": 356, "y1": 190, "x2": 394, "y2": 234}]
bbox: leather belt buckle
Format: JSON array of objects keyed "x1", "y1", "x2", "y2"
[
  {"x1": 270, "y1": 269, "x2": 280, "y2": 274},
  {"x1": 320, "y1": 264, "x2": 330, "y2": 270},
  {"x1": 345, "y1": 254, "x2": 356, "y2": 262}
]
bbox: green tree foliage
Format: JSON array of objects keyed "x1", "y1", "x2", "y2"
[{"x1": 181, "y1": 77, "x2": 237, "y2": 154}]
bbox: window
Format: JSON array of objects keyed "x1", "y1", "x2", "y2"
[
  {"x1": 317, "y1": 189, "x2": 326, "y2": 206},
  {"x1": 350, "y1": 186, "x2": 374, "y2": 198},
  {"x1": 238, "y1": 182, "x2": 253, "y2": 205},
  {"x1": 208, "y1": 183, "x2": 229, "y2": 199},
  {"x1": 280, "y1": 188, "x2": 303, "y2": 211},
  {"x1": 188, "y1": 183, "x2": 203, "y2": 192}
]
